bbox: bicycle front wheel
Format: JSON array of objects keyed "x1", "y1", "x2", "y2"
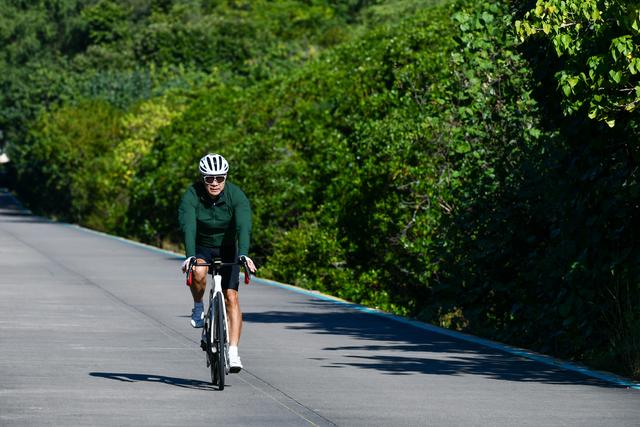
[
  {"x1": 215, "y1": 295, "x2": 226, "y2": 390},
  {"x1": 207, "y1": 301, "x2": 218, "y2": 385}
]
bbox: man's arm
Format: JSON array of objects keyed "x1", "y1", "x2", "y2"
[
  {"x1": 232, "y1": 186, "x2": 252, "y2": 257},
  {"x1": 178, "y1": 187, "x2": 198, "y2": 258}
]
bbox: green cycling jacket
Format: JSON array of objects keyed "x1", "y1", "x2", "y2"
[{"x1": 178, "y1": 181, "x2": 252, "y2": 258}]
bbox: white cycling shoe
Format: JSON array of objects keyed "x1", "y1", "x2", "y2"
[{"x1": 229, "y1": 347, "x2": 243, "y2": 373}]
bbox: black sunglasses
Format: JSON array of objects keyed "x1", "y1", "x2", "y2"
[{"x1": 203, "y1": 175, "x2": 226, "y2": 184}]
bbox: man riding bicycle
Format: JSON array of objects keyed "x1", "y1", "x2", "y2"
[{"x1": 178, "y1": 153, "x2": 256, "y2": 372}]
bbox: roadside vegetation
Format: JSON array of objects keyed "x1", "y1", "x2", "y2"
[{"x1": 1, "y1": 0, "x2": 638, "y2": 380}]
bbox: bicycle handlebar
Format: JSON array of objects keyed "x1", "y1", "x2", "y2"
[{"x1": 186, "y1": 257, "x2": 252, "y2": 285}]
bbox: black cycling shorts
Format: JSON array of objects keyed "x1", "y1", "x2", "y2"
[{"x1": 194, "y1": 246, "x2": 240, "y2": 291}]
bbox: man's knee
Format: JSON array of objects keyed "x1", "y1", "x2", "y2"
[
  {"x1": 224, "y1": 290, "x2": 239, "y2": 307},
  {"x1": 193, "y1": 259, "x2": 208, "y2": 283}
]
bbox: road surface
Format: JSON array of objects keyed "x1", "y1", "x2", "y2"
[{"x1": 1, "y1": 189, "x2": 638, "y2": 426}]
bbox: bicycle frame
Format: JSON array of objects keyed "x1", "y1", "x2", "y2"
[
  {"x1": 207, "y1": 261, "x2": 229, "y2": 358},
  {"x1": 187, "y1": 257, "x2": 251, "y2": 388},
  {"x1": 195, "y1": 263, "x2": 229, "y2": 346},
  {"x1": 191, "y1": 258, "x2": 250, "y2": 342}
]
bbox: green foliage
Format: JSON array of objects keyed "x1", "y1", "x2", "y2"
[
  {"x1": 0, "y1": 0, "x2": 357, "y2": 151},
  {"x1": 444, "y1": 0, "x2": 640, "y2": 377},
  {"x1": 516, "y1": 0, "x2": 640, "y2": 126},
  {"x1": 0, "y1": 0, "x2": 90, "y2": 145},
  {"x1": 424, "y1": 0, "x2": 550, "y2": 335},
  {"x1": 82, "y1": 0, "x2": 130, "y2": 44},
  {"x1": 10, "y1": 100, "x2": 123, "y2": 221},
  {"x1": 260, "y1": 221, "x2": 355, "y2": 295},
  {"x1": 88, "y1": 94, "x2": 188, "y2": 232},
  {"x1": 122, "y1": 2, "x2": 463, "y2": 316}
]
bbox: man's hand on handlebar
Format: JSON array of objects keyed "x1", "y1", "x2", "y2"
[
  {"x1": 239, "y1": 255, "x2": 257, "y2": 274},
  {"x1": 181, "y1": 256, "x2": 195, "y2": 273}
]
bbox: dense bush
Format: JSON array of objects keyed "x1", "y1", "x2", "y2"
[
  {"x1": 515, "y1": 0, "x2": 640, "y2": 126},
  {"x1": 11, "y1": 100, "x2": 123, "y2": 221},
  {"x1": 509, "y1": 0, "x2": 640, "y2": 375},
  {"x1": 0, "y1": 0, "x2": 363, "y2": 151}
]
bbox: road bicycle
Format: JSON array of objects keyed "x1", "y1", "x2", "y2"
[{"x1": 186, "y1": 256, "x2": 251, "y2": 390}]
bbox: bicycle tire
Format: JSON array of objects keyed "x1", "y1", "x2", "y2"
[
  {"x1": 215, "y1": 295, "x2": 226, "y2": 390},
  {"x1": 221, "y1": 302, "x2": 230, "y2": 375},
  {"x1": 204, "y1": 311, "x2": 211, "y2": 368},
  {"x1": 209, "y1": 299, "x2": 219, "y2": 386}
]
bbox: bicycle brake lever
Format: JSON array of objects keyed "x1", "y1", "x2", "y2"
[{"x1": 239, "y1": 256, "x2": 251, "y2": 284}]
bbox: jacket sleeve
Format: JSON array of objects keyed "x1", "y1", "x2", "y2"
[
  {"x1": 232, "y1": 186, "x2": 252, "y2": 256},
  {"x1": 178, "y1": 187, "x2": 198, "y2": 258}
]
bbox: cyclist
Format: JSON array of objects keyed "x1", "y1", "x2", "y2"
[{"x1": 178, "y1": 153, "x2": 256, "y2": 372}]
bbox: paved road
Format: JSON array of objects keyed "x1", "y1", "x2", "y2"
[{"x1": 1, "y1": 189, "x2": 639, "y2": 426}]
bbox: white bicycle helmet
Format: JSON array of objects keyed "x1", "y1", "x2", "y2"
[{"x1": 199, "y1": 153, "x2": 229, "y2": 175}]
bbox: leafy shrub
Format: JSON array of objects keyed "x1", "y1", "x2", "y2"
[
  {"x1": 515, "y1": 0, "x2": 640, "y2": 126},
  {"x1": 10, "y1": 100, "x2": 123, "y2": 222}
]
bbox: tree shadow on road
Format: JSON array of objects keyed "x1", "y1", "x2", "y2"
[
  {"x1": 0, "y1": 210, "x2": 52, "y2": 223},
  {"x1": 244, "y1": 300, "x2": 627, "y2": 389},
  {"x1": 90, "y1": 372, "x2": 219, "y2": 391}
]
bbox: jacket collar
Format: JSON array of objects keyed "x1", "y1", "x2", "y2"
[{"x1": 196, "y1": 181, "x2": 226, "y2": 206}]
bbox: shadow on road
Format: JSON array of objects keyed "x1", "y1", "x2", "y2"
[
  {"x1": 90, "y1": 372, "x2": 218, "y2": 391},
  {"x1": 244, "y1": 300, "x2": 619, "y2": 388},
  {"x1": 0, "y1": 215, "x2": 51, "y2": 223},
  {"x1": 0, "y1": 209, "x2": 50, "y2": 223},
  {"x1": 0, "y1": 191, "x2": 51, "y2": 223},
  {"x1": 0, "y1": 210, "x2": 32, "y2": 216}
]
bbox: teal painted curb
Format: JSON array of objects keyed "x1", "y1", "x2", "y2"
[{"x1": 65, "y1": 223, "x2": 184, "y2": 258}]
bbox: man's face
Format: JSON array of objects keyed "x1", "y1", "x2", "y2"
[{"x1": 203, "y1": 175, "x2": 226, "y2": 197}]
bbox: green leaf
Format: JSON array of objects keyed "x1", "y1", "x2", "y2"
[
  {"x1": 455, "y1": 141, "x2": 471, "y2": 154},
  {"x1": 568, "y1": 76, "x2": 579, "y2": 89},
  {"x1": 609, "y1": 69, "x2": 622, "y2": 83},
  {"x1": 559, "y1": 300, "x2": 572, "y2": 317},
  {"x1": 534, "y1": 4, "x2": 544, "y2": 16},
  {"x1": 481, "y1": 11, "x2": 494, "y2": 24}
]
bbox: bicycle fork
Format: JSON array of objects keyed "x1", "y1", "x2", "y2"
[{"x1": 213, "y1": 273, "x2": 230, "y2": 345}]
